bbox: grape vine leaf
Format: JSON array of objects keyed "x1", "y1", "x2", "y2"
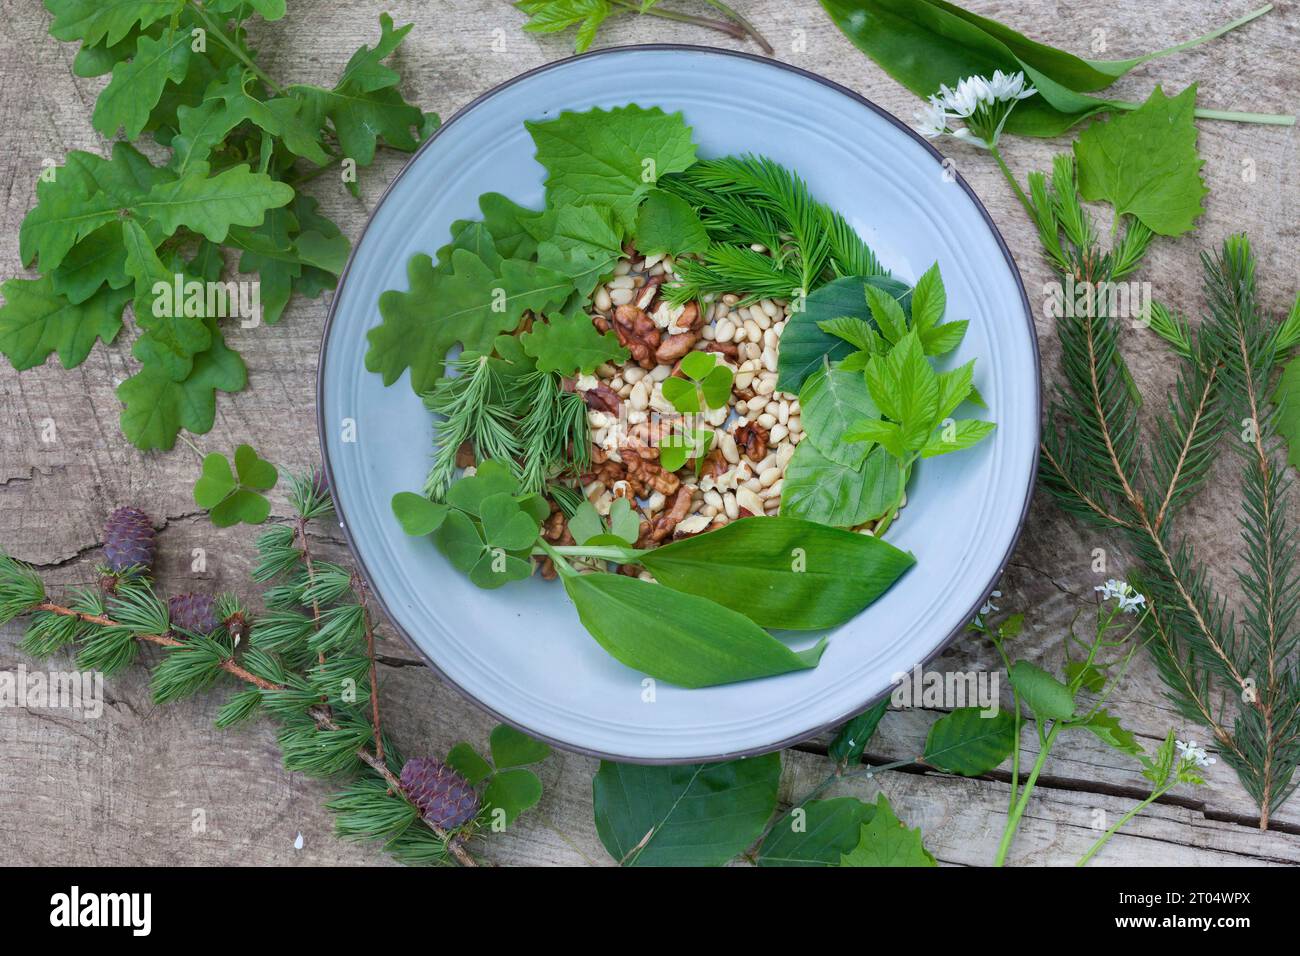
[
  {"x1": 839, "y1": 794, "x2": 936, "y2": 867},
  {"x1": 1073, "y1": 84, "x2": 1207, "y2": 237},
  {"x1": 366, "y1": 249, "x2": 573, "y2": 394},
  {"x1": 117, "y1": 316, "x2": 247, "y2": 450},
  {"x1": 520, "y1": 310, "x2": 628, "y2": 375},
  {"x1": 0, "y1": 275, "x2": 129, "y2": 371},
  {"x1": 526, "y1": 105, "x2": 697, "y2": 229}
]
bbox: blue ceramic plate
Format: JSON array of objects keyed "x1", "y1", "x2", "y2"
[{"x1": 318, "y1": 45, "x2": 1038, "y2": 762}]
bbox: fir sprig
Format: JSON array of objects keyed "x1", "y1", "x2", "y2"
[{"x1": 1030, "y1": 159, "x2": 1300, "y2": 825}]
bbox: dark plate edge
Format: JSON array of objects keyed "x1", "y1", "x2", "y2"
[{"x1": 314, "y1": 42, "x2": 1042, "y2": 765}]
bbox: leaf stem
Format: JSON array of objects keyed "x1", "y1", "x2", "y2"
[
  {"x1": 1075, "y1": 785, "x2": 1167, "y2": 866},
  {"x1": 989, "y1": 146, "x2": 1034, "y2": 220},
  {"x1": 994, "y1": 721, "x2": 1062, "y2": 866},
  {"x1": 608, "y1": 0, "x2": 747, "y2": 42},
  {"x1": 1104, "y1": 98, "x2": 1295, "y2": 126},
  {"x1": 700, "y1": 0, "x2": 774, "y2": 54},
  {"x1": 188, "y1": 2, "x2": 287, "y2": 96}
]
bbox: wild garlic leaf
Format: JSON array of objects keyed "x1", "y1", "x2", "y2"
[
  {"x1": 564, "y1": 572, "x2": 827, "y2": 688},
  {"x1": 117, "y1": 316, "x2": 247, "y2": 450},
  {"x1": 639, "y1": 516, "x2": 914, "y2": 630},
  {"x1": 520, "y1": 310, "x2": 628, "y2": 376},
  {"x1": 828, "y1": 699, "x2": 890, "y2": 766},
  {"x1": 634, "y1": 188, "x2": 709, "y2": 256},
  {"x1": 367, "y1": 250, "x2": 573, "y2": 393},
  {"x1": 0, "y1": 275, "x2": 128, "y2": 371},
  {"x1": 1074, "y1": 84, "x2": 1207, "y2": 237},
  {"x1": 839, "y1": 794, "x2": 936, "y2": 867},
  {"x1": 526, "y1": 105, "x2": 697, "y2": 229}
]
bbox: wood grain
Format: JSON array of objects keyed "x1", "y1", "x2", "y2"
[{"x1": 1, "y1": 0, "x2": 1298, "y2": 866}]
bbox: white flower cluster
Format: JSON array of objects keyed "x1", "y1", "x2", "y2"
[
  {"x1": 1094, "y1": 578, "x2": 1147, "y2": 614},
  {"x1": 1175, "y1": 738, "x2": 1217, "y2": 768},
  {"x1": 913, "y1": 70, "x2": 1037, "y2": 149}
]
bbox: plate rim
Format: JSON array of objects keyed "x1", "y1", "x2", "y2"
[{"x1": 315, "y1": 42, "x2": 1041, "y2": 764}]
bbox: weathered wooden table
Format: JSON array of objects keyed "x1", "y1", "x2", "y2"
[{"x1": 2, "y1": 0, "x2": 1297, "y2": 866}]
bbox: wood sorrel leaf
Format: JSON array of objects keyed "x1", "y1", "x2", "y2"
[
  {"x1": 923, "y1": 707, "x2": 1015, "y2": 775},
  {"x1": 561, "y1": 572, "x2": 825, "y2": 688},
  {"x1": 483, "y1": 768, "x2": 542, "y2": 826},
  {"x1": 489, "y1": 724, "x2": 552, "y2": 768},
  {"x1": 638, "y1": 516, "x2": 914, "y2": 630},
  {"x1": 391, "y1": 492, "x2": 449, "y2": 536},
  {"x1": 758, "y1": 797, "x2": 873, "y2": 867},
  {"x1": 593, "y1": 754, "x2": 780, "y2": 866}
]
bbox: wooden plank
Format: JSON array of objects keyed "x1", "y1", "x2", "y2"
[{"x1": 1, "y1": 0, "x2": 1299, "y2": 866}]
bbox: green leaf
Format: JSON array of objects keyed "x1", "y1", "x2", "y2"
[
  {"x1": 593, "y1": 754, "x2": 780, "y2": 866},
  {"x1": 1080, "y1": 709, "x2": 1142, "y2": 756},
  {"x1": 1074, "y1": 85, "x2": 1207, "y2": 237},
  {"x1": 50, "y1": 222, "x2": 132, "y2": 304},
  {"x1": 919, "y1": 418, "x2": 996, "y2": 458},
  {"x1": 779, "y1": 442, "x2": 901, "y2": 527},
  {"x1": 778, "y1": 275, "x2": 910, "y2": 393},
  {"x1": 435, "y1": 509, "x2": 488, "y2": 573},
  {"x1": 638, "y1": 516, "x2": 914, "y2": 630},
  {"x1": 1008, "y1": 660, "x2": 1075, "y2": 721},
  {"x1": 118, "y1": 316, "x2": 247, "y2": 450},
  {"x1": 661, "y1": 375, "x2": 700, "y2": 414},
  {"x1": 520, "y1": 310, "x2": 627, "y2": 375},
  {"x1": 909, "y1": 262, "x2": 945, "y2": 334},
  {"x1": 92, "y1": 31, "x2": 191, "y2": 139},
  {"x1": 516, "y1": 0, "x2": 612, "y2": 53},
  {"x1": 367, "y1": 250, "x2": 572, "y2": 393},
  {"x1": 829, "y1": 698, "x2": 890, "y2": 765},
  {"x1": 758, "y1": 798, "x2": 873, "y2": 867},
  {"x1": 193, "y1": 453, "x2": 237, "y2": 508},
  {"x1": 1272, "y1": 355, "x2": 1300, "y2": 468},
  {"x1": 1063, "y1": 659, "x2": 1106, "y2": 693},
  {"x1": 568, "y1": 500, "x2": 605, "y2": 547},
  {"x1": 445, "y1": 742, "x2": 494, "y2": 785},
  {"x1": 192, "y1": 444, "x2": 277, "y2": 527},
  {"x1": 478, "y1": 493, "x2": 542, "y2": 551},
  {"x1": 203, "y1": 68, "x2": 332, "y2": 167},
  {"x1": 0, "y1": 275, "x2": 127, "y2": 371},
  {"x1": 561, "y1": 571, "x2": 826, "y2": 688},
  {"x1": 799, "y1": 365, "x2": 880, "y2": 466},
  {"x1": 865, "y1": 284, "x2": 908, "y2": 344},
  {"x1": 45, "y1": 0, "x2": 177, "y2": 46},
  {"x1": 840, "y1": 794, "x2": 936, "y2": 867},
  {"x1": 489, "y1": 724, "x2": 552, "y2": 768},
  {"x1": 483, "y1": 768, "x2": 543, "y2": 826},
  {"x1": 391, "y1": 492, "x2": 449, "y2": 536},
  {"x1": 526, "y1": 105, "x2": 697, "y2": 230},
  {"x1": 634, "y1": 188, "x2": 709, "y2": 256},
  {"x1": 923, "y1": 707, "x2": 1016, "y2": 776},
  {"x1": 534, "y1": 204, "x2": 624, "y2": 299},
  {"x1": 289, "y1": 14, "x2": 424, "y2": 164},
  {"x1": 138, "y1": 163, "x2": 295, "y2": 242},
  {"x1": 872, "y1": 330, "x2": 939, "y2": 449}
]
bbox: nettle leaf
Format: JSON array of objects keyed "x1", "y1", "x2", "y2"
[
  {"x1": 391, "y1": 492, "x2": 449, "y2": 536},
  {"x1": 118, "y1": 316, "x2": 247, "y2": 450},
  {"x1": 520, "y1": 310, "x2": 627, "y2": 375},
  {"x1": 839, "y1": 794, "x2": 936, "y2": 867},
  {"x1": 758, "y1": 798, "x2": 872, "y2": 867},
  {"x1": 923, "y1": 707, "x2": 1016, "y2": 776},
  {"x1": 92, "y1": 30, "x2": 192, "y2": 139},
  {"x1": 1008, "y1": 660, "x2": 1075, "y2": 721},
  {"x1": 526, "y1": 104, "x2": 697, "y2": 229},
  {"x1": 0, "y1": 275, "x2": 128, "y2": 371},
  {"x1": 593, "y1": 754, "x2": 780, "y2": 866},
  {"x1": 1074, "y1": 84, "x2": 1207, "y2": 237},
  {"x1": 634, "y1": 188, "x2": 709, "y2": 256},
  {"x1": 367, "y1": 250, "x2": 572, "y2": 394}
]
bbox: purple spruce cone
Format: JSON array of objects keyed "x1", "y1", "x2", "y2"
[
  {"x1": 168, "y1": 592, "x2": 220, "y2": 634},
  {"x1": 103, "y1": 507, "x2": 156, "y2": 573}
]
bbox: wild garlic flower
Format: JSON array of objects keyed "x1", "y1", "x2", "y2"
[
  {"x1": 1176, "y1": 739, "x2": 1217, "y2": 768},
  {"x1": 913, "y1": 70, "x2": 1037, "y2": 149},
  {"x1": 1094, "y1": 579, "x2": 1147, "y2": 614}
]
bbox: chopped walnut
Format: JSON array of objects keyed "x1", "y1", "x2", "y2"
[
  {"x1": 585, "y1": 459, "x2": 628, "y2": 490},
  {"x1": 582, "y1": 382, "x2": 622, "y2": 415},
  {"x1": 648, "y1": 487, "x2": 693, "y2": 541},
  {"x1": 621, "y1": 420, "x2": 671, "y2": 460},
  {"x1": 626, "y1": 455, "x2": 681, "y2": 497},
  {"x1": 734, "y1": 422, "x2": 769, "y2": 461},
  {"x1": 613, "y1": 305, "x2": 662, "y2": 369},
  {"x1": 700, "y1": 448, "x2": 728, "y2": 478},
  {"x1": 701, "y1": 340, "x2": 740, "y2": 362},
  {"x1": 654, "y1": 329, "x2": 699, "y2": 365}
]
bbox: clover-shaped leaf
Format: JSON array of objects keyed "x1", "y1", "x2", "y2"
[
  {"x1": 391, "y1": 491, "x2": 449, "y2": 536},
  {"x1": 479, "y1": 492, "x2": 542, "y2": 551},
  {"x1": 192, "y1": 444, "x2": 278, "y2": 527},
  {"x1": 444, "y1": 725, "x2": 550, "y2": 828},
  {"x1": 658, "y1": 428, "x2": 712, "y2": 472},
  {"x1": 445, "y1": 459, "x2": 518, "y2": 516},
  {"x1": 569, "y1": 497, "x2": 640, "y2": 547},
  {"x1": 663, "y1": 351, "x2": 734, "y2": 413}
]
